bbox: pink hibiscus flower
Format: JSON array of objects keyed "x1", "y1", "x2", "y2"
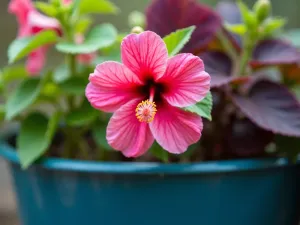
[
  {"x1": 86, "y1": 31, "x2": 210, "y2": 157},
  {"x1": 8, "y1": 0, "x2": 61, "y2": 75}
]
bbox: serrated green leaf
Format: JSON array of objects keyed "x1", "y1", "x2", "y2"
[
  {"x1": 56, "y1": 24, "x2": 117, "y2": 54},
  {"x1": 59, "y1": 77, "x2": 88, "y2": 95},
  {"x1": 75, "y1": 16, "x2": 93, "y2": 34},
  {"x1": 17, "y1": 112, "x2": 59, "y2": 169},
  {"x1": 5, "y1": 78, "x2": 42, "y2": 120},
  {"x1": 150, "y1": 142, "x2": 169, "y2": 163},
  {"x1": 224, "y1": 23, "x2": 247, "y2": 35},
  {"x1": 66, "y1": 99, "x2": 98, "y2": 126},
  {"x1": 183, "y1": 91, "x2": 213, "y2": 121},
  {"x1": 35, "y1": 2, "x2": 58, "y2": 17},
  {"x1": 79, "y1": 0, "x2": 119, "y2": 15},
  {"x1": 163, "y1": 26, "x2": 195, "y2": 56},
  {"x1": 8, "y1": 30, "x2": 59, "y2": 64},
  {"x1": 92, "y1": 122, "x2": 112, "y2": 150}
]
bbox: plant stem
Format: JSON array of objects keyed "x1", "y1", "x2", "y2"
[
  {"x1": 238, "y1": 36, "x2": 255, "y2": 76},
  {"x1": 217, "y1": 30, "x2": 238, "y2": 62}
]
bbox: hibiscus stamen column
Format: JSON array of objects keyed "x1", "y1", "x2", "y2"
[{"x1": 135, "y1": 87, "x2": 157, "y2": 123}]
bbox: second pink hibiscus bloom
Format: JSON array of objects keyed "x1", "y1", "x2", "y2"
[
  {"x1": 9, "y1": 0, "x2": 61, "y2": 75},
  {"x1": 86, "y1": 31, "x2": 210, "y2": 157}
]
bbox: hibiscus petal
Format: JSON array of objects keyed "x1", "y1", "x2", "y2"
[
  {"x1": 86, "y1": 61, "x2": 143, "y2": 112},
  {"x1": 160, "y1": 53, "x2": 210, "y2": 107},
  {"x1": 28, "y1": 11, "x2": 61, "y2": 34},
  {"x1": 150, "y1": 102, "x2": 203, "y2": 154},
  {"x1": 107, "y1": 99, "x2": 155, "y2": 157},
  {"x1": 8, "y1": 0, "x2": 33, "y2": 27},
  {"x1": 26, "y1": 47, "x2": 47, "y2": 75},
  {"x1": 121, "y1": 31, "x2": 168, "y2": 81}
]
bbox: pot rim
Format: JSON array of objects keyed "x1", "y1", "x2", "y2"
[{"x1": 0, "y1": 142, "x2": 297, "y2": 174}]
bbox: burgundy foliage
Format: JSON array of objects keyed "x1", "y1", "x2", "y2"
[
  {"x1": 146, "y1": 0, "x2": 222, "y2": 53},
  {"x1": 200, "y1": 51, "x2": 233, "y2": 87},
  {"x1": 232, "y1": 80, "x2": 300, "y2": 137},
  {"x1": 146, "y1": 0, "x2": 300, "y2": 160},
  {"x1": 250, "y1": 39, "x2": 300, "y2": 68}
]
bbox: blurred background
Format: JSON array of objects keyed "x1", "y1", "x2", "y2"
[{"x1": 0, "y1": 0, "x2": 300, "y2": 224}]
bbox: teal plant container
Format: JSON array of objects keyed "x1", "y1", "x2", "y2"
[{"x1": 0, "y1": 142, "x2": 299, "y2": 225}]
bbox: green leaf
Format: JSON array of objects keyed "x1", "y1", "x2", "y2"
[
  {"x1": 183, "y1": 91, "x2": 213, "y2": 121},
  {"x1": 17, "y1": 112, "x2": 59, "y2": 169},
  {"x1": 224, "y1": 23, "x2": 247, "y2": 35},
  {"x1": 56, "y1": 24, "x2": 117, "y2": 54},
  {"x1": 163, "y1": 26, "x2": 196, "y2": 56},
  {"x1": 150, "y1": 142, "x2": 169, "y2": 163},
  {"x1": 8, "y1": 30, "x2": 59, "y2": 64},
  {"x1": 59, "y1": 77, "x2": 88, "y2": 95},
  {"x1": 92, "y1": 122, "x2": 112, "y2": 150},
  {"x1": 53, "y1": 64, "x2": 70, "y2": 84},
  {"x1": 237, "y1": 0, "x2": 257, "y2": 29},
  {"x1": 35, "y1": 1, "x2": 58, "y2": 17},
  {"x1": 5, "y1": 78, "x2": 42, "y2": 120},
  {"x1": 75, "y1": 16, "x2": 93, "y2": 34},
  {"x1": 79, "y1": 0, "x2": 119, "y2": 15},
  {"x1": 66, "y1": 100, "x2": 98, "y2": 126},
  {"x1": 263, "y1": 17, "x2": 286, "y2": 36},
  {"x1": 1, "y1": 65, "x2": 28, "y2": 84}
]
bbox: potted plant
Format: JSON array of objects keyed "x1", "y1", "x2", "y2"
[{"x1": 1, "y1": 0, "x2": 300, "y2": 225}]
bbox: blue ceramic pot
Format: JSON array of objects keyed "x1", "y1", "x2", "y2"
[{"x1": 0, "y1": 142, "x2": 300, "y2": 225}]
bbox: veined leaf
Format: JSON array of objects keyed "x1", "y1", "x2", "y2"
[
  {"x1": 8, "y1": 30, "x2": 58, "y2": 63},
  {"x1": 163, "y1": 26, "x2": 195, "y2": 56},
  {"x1": 17, "y1": 112, "x2": 60, "y2": 169},
  {"x1": 183, "y1": 91, "x2": 213, "y2": 120},
  {"x1": 56, "y1": 24, "x2": 117, "y2": 54}
]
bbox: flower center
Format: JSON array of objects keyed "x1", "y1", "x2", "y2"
[
  {"x1": 135, "y1": 87, "x2": 157, "y2": 123},
  {"x1": 135, "y1": 100, "x2": 157, "y2": 123}
]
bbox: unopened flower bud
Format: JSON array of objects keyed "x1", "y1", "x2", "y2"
[
  {"x1": 254, "y1": 0, "x2": 271, "y2": 23},
  {"x1": 131, "y1": 26, "x2": 144, "y2": 34}
]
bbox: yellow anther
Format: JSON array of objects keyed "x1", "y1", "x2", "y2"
[{"x1": 135, "y1": 100, "x2": 157, "y2": 123}]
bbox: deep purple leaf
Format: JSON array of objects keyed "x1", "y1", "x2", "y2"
[
  {"x1": 250, "y1": 39, "x2": 300, "y2": 67},
  {"x1": 232, "y1": 80, "x2": 300, "y2": 137},
  {"x1": 200, "y1": 51, "x2": 233, "y2": 87},
  {"x1": 146, "y1": 0, "x2": 221, "y2": 53},
  {"x1": 224, "y1": 116, "x2": 273, "y2": 157},
  {"x1": 216, "y1": 1, "x2": 242, "y2": 48}
]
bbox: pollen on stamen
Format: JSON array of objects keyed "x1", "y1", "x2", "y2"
[{"x1": 135, "y1": 100, "x2": 157, "y2": 123}]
